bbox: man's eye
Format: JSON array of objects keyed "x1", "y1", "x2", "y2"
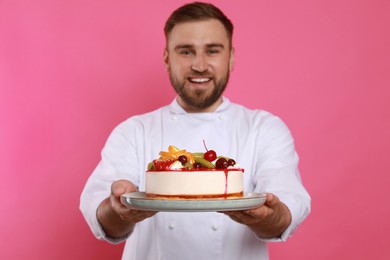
[
  {"x1": 180, "y1": 50, "x2": 193, "y2": 55},
  {"x1": 208, "y1": 49, "x2": 220, "y2": 55}
]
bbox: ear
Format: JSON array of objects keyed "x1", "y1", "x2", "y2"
[
  {"x1": 229, "y1": 47, "x2": 235, "y2": 71},
  {"x1": 163, "y1": 49, "x2": 169, "y2": 71}
]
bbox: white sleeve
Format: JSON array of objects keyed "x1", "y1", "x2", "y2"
[
  {"x1": 79, "y1": 120, "x2": 140, "y2": 243},
  {"x1": 252, "y1": 115, "x2": 311, "y2": 241}
]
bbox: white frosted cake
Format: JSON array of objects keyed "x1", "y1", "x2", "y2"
[
  {"x1": 146, "y1": 170, "x2": 243, "y2": 199},
  {"x1": 145, "y1": 145, "x2": 244, "y2": 199}
]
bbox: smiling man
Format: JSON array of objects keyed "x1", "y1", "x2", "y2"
[
  {"x1": 80, "y1": 2, "x2": 311, "y2": 260},
  {"x1": 164, "y1": 18, "x2": 234, "y2": 112}
]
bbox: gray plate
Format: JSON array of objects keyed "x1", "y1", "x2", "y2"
[{"x1": 121, "y1": 192, "x2": 266, "y2": 212}]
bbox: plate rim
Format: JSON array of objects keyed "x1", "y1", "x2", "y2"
[{"x1": 121, "y1": 191, "x2": 266, "y2": 212}]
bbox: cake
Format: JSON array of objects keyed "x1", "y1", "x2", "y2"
[{"x1": 145, "y1": 144, "x2": 244, "y2": 199}]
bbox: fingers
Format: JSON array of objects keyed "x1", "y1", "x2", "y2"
[
  {"x1": 119, "y1": 208, "x2": 157, "y2": 222},
  {"x1": 244, "y1": 193, "x2": 280, "y2": 217},
  {"x1": 225, "y1": 212, "x2": 246, "y2": 223},
  {"x1": 110, "y1": 180, "x2": 137, "y2": 213},
  {"x1": 224, "y1": 210, "x2": 261, "y2": 225},
  {"x1": 109, "y1": 180, "x2": 157, "y2": 223},
  {"x1": 221, "y1": 193, "x2": 281, "y2": 224}
]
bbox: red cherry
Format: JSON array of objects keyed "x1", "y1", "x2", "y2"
[
  {"x1": 215, "y1": 158, "x2": 228, "y2": 169},
  {"x1": 202, "y1": 140, "x2": 217, "y2": 162},
  {"x1": 193, "y1": 162, "x2": 202, "y2": 169},
  {"x1": 204, "y1": 150, "x2": 217, "y2": 162},
  {"x1": 178, "y1": 155, "x2": 188, "y2": 165},
  {"x1": 227, "y1": 159, "x2": 236, "y2": 167}
]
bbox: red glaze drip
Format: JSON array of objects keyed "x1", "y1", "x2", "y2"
[{"x1": 224, "y1": 169, "x2": 229, "y2": 199}]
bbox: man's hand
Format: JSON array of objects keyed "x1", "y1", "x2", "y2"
[
  {"x1": 222, "y1": 193, "x2": 291, "y2": 239},
  {"x1": 97, "y1": 180, "x2": 157, "y2": 239},
  {"x1": 110, "y1": 180, "x2": 157, "y2": 223}
]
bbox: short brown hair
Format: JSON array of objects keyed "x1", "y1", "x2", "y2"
[{"x1": 164, "y1": 2, "x2": 234, "y2": 45}]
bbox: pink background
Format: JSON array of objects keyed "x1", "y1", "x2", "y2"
[{"x1": 1, "y1": 0, "x2": 389, "y2": 259}]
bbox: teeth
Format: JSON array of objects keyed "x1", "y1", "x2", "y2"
[{"x1": 189, "y1": 78, "x2": 210, "y2": 83}]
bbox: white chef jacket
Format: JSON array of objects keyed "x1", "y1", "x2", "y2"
[{"x1": 80, "y1": 97, "x2": 311, "y2": 260}]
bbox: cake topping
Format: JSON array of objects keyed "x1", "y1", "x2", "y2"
[
  {"x1": 203, "y1": 140, "x2": 217, "y2": 162},
  {"x1": 147, "y1": 144, "x2": 240, "y2": 171}
]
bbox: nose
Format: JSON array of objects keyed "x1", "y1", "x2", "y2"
[{"x1": 191, "y1": 54, "x2": 209, "y2": 72}]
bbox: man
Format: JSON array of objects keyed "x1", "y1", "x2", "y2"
[{"x1": 80, "y1": 2, "x2": 310, "y2": 259}]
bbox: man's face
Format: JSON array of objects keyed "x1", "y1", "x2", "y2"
[{"x1": 164, "y1": 19, "x2": 235, "y2": 112}]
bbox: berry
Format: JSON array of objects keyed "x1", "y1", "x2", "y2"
[
  {"x1": 202, "y1": 140, "x2": 217, "y2": 162},
  {"x1": 178, "y1": 155, "x2": 188, "y2": 165},
  {"x1": 215, "y1": 158, "x2": 228, "y2": 169},
  {"x1": 227, "y1": 159, "x2": 236, "y2": 167},
  {"x1": 204, "y1": 150, "x2": 217, "y2": 162},
  {"x1": 193, "y1": 162, "x2": 202, "y2": 169}
]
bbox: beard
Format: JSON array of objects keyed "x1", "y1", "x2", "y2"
[{"x1": 169, "y1": 70, "x2": 230, "y2": 110}]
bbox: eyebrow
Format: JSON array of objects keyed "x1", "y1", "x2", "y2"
[{"x1": 174, "y1": 43, "x2": 225, "y2": 51}]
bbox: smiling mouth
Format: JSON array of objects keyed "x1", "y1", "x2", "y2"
[{"x1": 188, "y1": 77, "x2": 212, "y2": 83}]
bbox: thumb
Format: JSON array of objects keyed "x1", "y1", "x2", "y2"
[
  {"x1": 111, "y1": 179, "x2": 137, "y2": 197},
  {"x1": 264, "y1": 193, "x2": 279, "y2": 208}
]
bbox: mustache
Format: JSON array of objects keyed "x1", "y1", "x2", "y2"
[{"x1": 187, "y1": 71, "x2": 213, "y2": 77}]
